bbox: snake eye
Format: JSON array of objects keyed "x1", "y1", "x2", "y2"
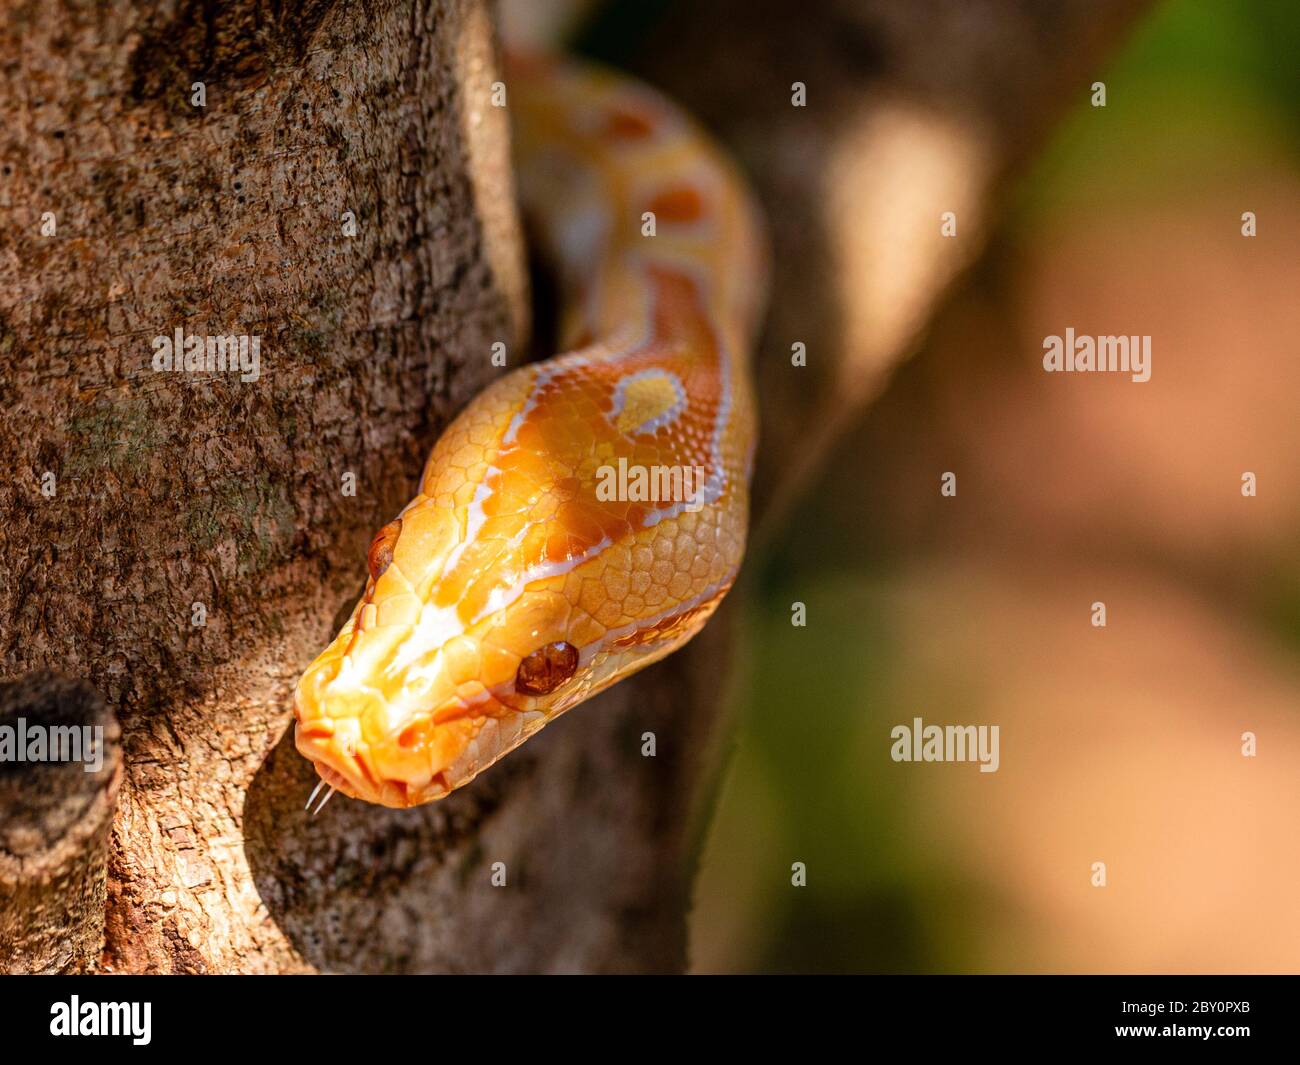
[
  {"x1": 367, "y1": 518, "x2": 403, "y2": 582},
  {"x1": 515, "y1": 641, "x2": 579, "y2": 695}
]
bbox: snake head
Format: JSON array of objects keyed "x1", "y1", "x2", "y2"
[{"x1": 293, "y1": 480, "x2": 607, "y2": 809}]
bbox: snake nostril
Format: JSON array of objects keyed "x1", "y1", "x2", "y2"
[{"x1": 299, "y1": 723, "x2": 334, "y2": 740}]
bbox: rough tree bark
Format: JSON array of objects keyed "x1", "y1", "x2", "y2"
[
  {"x1": 1, "y1": 0, "x2": 712, "y2": 974},
  {"x1": 0, "y1": 0, "x2": 1151, "y2": 973}
]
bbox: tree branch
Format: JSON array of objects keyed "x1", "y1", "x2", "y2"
[{"x1": 0, "y1": 674, "x2": 121, "y2": 973}]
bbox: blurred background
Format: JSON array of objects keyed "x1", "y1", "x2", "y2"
[
  {"x1": 514, "y1": 0, "x2": 1300, "y2": 971},
  {"x1": 512, "y1": 0, "x2": 1294, "y2": 967},
  {"x1": 684, "y1": 0, "x2": 1300, "y2": 972}
]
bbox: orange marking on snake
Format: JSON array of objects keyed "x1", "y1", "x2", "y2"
[
  {"x1": 293, "y1": 53, "x2": 767, "y2": 808},
  {"x1": 647, "y1": 185, "x2": 705, "y2": 223},
  {"x1": 604, "y1": 109, "x2": 654, "y2": 141}
]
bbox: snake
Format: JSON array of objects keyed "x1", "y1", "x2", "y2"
[{"x1": 294, "y1": 51, "x2": 767, "y2": 809}]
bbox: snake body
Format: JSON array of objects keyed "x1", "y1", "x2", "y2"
[{"x1": 294, "y1": 53, "x2": 766, "y2": 808}]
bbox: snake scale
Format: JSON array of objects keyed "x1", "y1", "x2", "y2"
[{"x1": 295, "y1": 51, "x2": 767, "y2": 809}]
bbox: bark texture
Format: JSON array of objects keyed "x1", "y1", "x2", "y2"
[{"x1": 1, "y1": 0, "x2": 729, "y2": 975}]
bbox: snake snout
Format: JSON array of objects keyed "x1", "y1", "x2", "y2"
[
  {"x1": 294, "y1": 682, "x2": 488, "y2": 808},
  {"x1": 293, "y1": 699, "x2": 379, "y2": 805}
]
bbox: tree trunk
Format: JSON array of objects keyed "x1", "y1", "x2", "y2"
[{"x1": 0, "y1": 0, "x2": 714, "y2": 974}]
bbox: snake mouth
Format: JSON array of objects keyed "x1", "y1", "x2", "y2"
[
  {"x1": 311, "y1": 761, "x2": 359, "y2": 799},
  {"x1": 294, "y1": 704, "x2": 457, "y2": 810},
  {"x1": 296, "y1": 731, "x2": 374, "y2": 805},
  {"x1": 293, "y1": 698, "x2": 384, "y2": 806},
  {"x1": 299, "y1": 741, "x2": 419, "y2": 809},
  {"x1": 306, "y1": 753, "x2": 453, "y2": 809}
]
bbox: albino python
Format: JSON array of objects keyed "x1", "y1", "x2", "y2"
[{"x1": 295, "y1": 52, "x2": 767, "y2": 810}]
